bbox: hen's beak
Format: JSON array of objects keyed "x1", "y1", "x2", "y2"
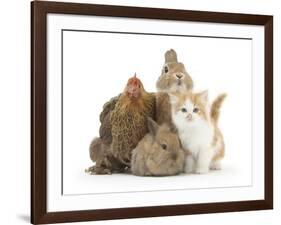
[{"x1": 127, "y1": 84, "x2": 140, "y2": 98}]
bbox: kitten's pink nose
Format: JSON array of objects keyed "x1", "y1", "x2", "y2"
[{"x1": 187, "y1": 114, "x2": 192, "y2": 120}]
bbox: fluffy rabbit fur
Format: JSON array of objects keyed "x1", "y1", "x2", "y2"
[
  {"x1": 156, "y1": 49, "x2": 193, "y2": 126},
  {"x1": 131, "y1": 117, "x2": 185, "y2": 176},
  {"x1": 156, "y1": 49, "x2": 193, "y2": 93}
]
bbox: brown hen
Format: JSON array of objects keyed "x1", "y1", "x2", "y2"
[{"x1": 87, "y1": 74, "x2": 155, "y2": 174}]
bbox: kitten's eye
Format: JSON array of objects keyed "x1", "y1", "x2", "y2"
[
  {"x1": 164, "y1": 66, "x2": 169, "y2": 73},
  {"x1": 181, "y1": 108, "x2": 187, "y2": 113},
  {"x1": 161, "y1": 144, "x2": 167, "y2": 150},
  {"x1": 193, "y1": 107, "x2": 199, "y2": 113}
]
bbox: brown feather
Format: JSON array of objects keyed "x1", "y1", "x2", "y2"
[
  {"x1": 110, "y1": 91, "x2": 155, "y2": 164},
  {"x1": 99, "y1": 95, "x2": 120, "y2": 145}
]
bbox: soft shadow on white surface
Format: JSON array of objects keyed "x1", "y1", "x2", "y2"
[
  {"x1": 17, "y1": 215, "x2": 29, "y2": 223},
  {"x1": 65, "y1": 162, "x2": 251, "y2": 195}
]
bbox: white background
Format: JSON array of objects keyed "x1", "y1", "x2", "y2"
[
  {"x1": 61, "y1": 19, "x2": 254, "y2": 195},
  {"x1": 0, "y1": 0, "x2": 279, "y2": 224}
]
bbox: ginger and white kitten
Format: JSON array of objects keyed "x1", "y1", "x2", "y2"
[{"x1": 170, "y1": 91, "x2": 226, "y2": 174}]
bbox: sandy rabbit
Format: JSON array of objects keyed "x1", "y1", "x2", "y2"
[
  {"x1": 131, "y1": 117, "x2": 185, "y2": 176},
  {"x1": 156, "y1": 49, "x2": 194, "y2": 126}
]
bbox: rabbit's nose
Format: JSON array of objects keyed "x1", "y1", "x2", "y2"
[{"x1": 176, "y1": 74, "x2": 183, "y2": 79}]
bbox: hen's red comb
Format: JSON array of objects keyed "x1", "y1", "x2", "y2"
[{"x1": 128, "y1": 73, "x2": 141, "y2": 86}]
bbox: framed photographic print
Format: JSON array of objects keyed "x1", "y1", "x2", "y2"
[{"x1": 31, "y1": 1, "x2": 273, "y2": 224}]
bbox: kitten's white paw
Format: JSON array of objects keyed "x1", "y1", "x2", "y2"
[
  {"x1": 195, "y1": 167, "x2": 209, "y2": 174},
  {"x1": 185, "y1": 164, "x2": 194, "y2": 174},
  {"x1": 184, "y1": 155, "x2": 195, "y2": 174},
  {"x1": 210, "y1": 161, "x2": 221, "y2": 170}
]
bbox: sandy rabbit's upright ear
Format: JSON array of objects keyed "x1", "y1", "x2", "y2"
[
  {"x1": 147, "y1": 117, "x2": 159, "y2": 136},
  {"x1": 165, "y1": 49, "x2": 178, "y2": 63}
]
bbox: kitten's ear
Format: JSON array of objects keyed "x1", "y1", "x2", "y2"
[
  {"x1": 168, "y1": 93, "x2": 179, "y2": 105},
  {"x1": 198, "y1": 90, "x2": 208, "y2": 104},
  {"x1": 147, "y1": 117, "x2": 159, "y2": 136}
]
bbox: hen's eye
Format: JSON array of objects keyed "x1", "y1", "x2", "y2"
[
  {"x1": 181, "y1": 108, "x2": 187, "y2": 113},
  {"x1": 164, "y1": 66, "x2": 169, "y2": 73},
  {"x1": 161, "y1": 144, "x2": 167, "y2": 150},
  {"x1": 193, "y1": 107, "x2": 199, "y2": 113}
]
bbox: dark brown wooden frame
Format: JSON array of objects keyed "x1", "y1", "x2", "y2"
[{"x1": 31, "y1": 1, "x2": 273, "y2": 224}]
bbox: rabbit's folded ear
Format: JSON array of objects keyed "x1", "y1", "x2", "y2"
[
  {"x1": 147, "y1": 117, "x2": 159, "y2": 136},
  {"x1": 170, "y1": 125, "x2": 178, "y2": 133},
  {"x1": 165, "y1": 49, "x2": 178, "y2": 63}
]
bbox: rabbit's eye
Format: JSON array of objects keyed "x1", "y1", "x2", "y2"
[
  {"x1": 164, "y1": 66, "x2": 169, "y2": 73},
  {"x1": 161, "y1": 144, "x2": 167, "y2": 150},
  {"x1": 193, "y1": 107, "x2": 199, "y2": 113},
  {"x1": 181, "y1": 108, "x2": 187, "y2": 113}
]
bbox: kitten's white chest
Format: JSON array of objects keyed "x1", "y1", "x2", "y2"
[{"x1": 177, "y1": 120, "x2": 213, "y2": 155}]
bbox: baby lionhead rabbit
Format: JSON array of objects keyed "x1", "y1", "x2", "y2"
[{"x1": 131, "y1": 117, "x2": 185, "y2": 176}]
